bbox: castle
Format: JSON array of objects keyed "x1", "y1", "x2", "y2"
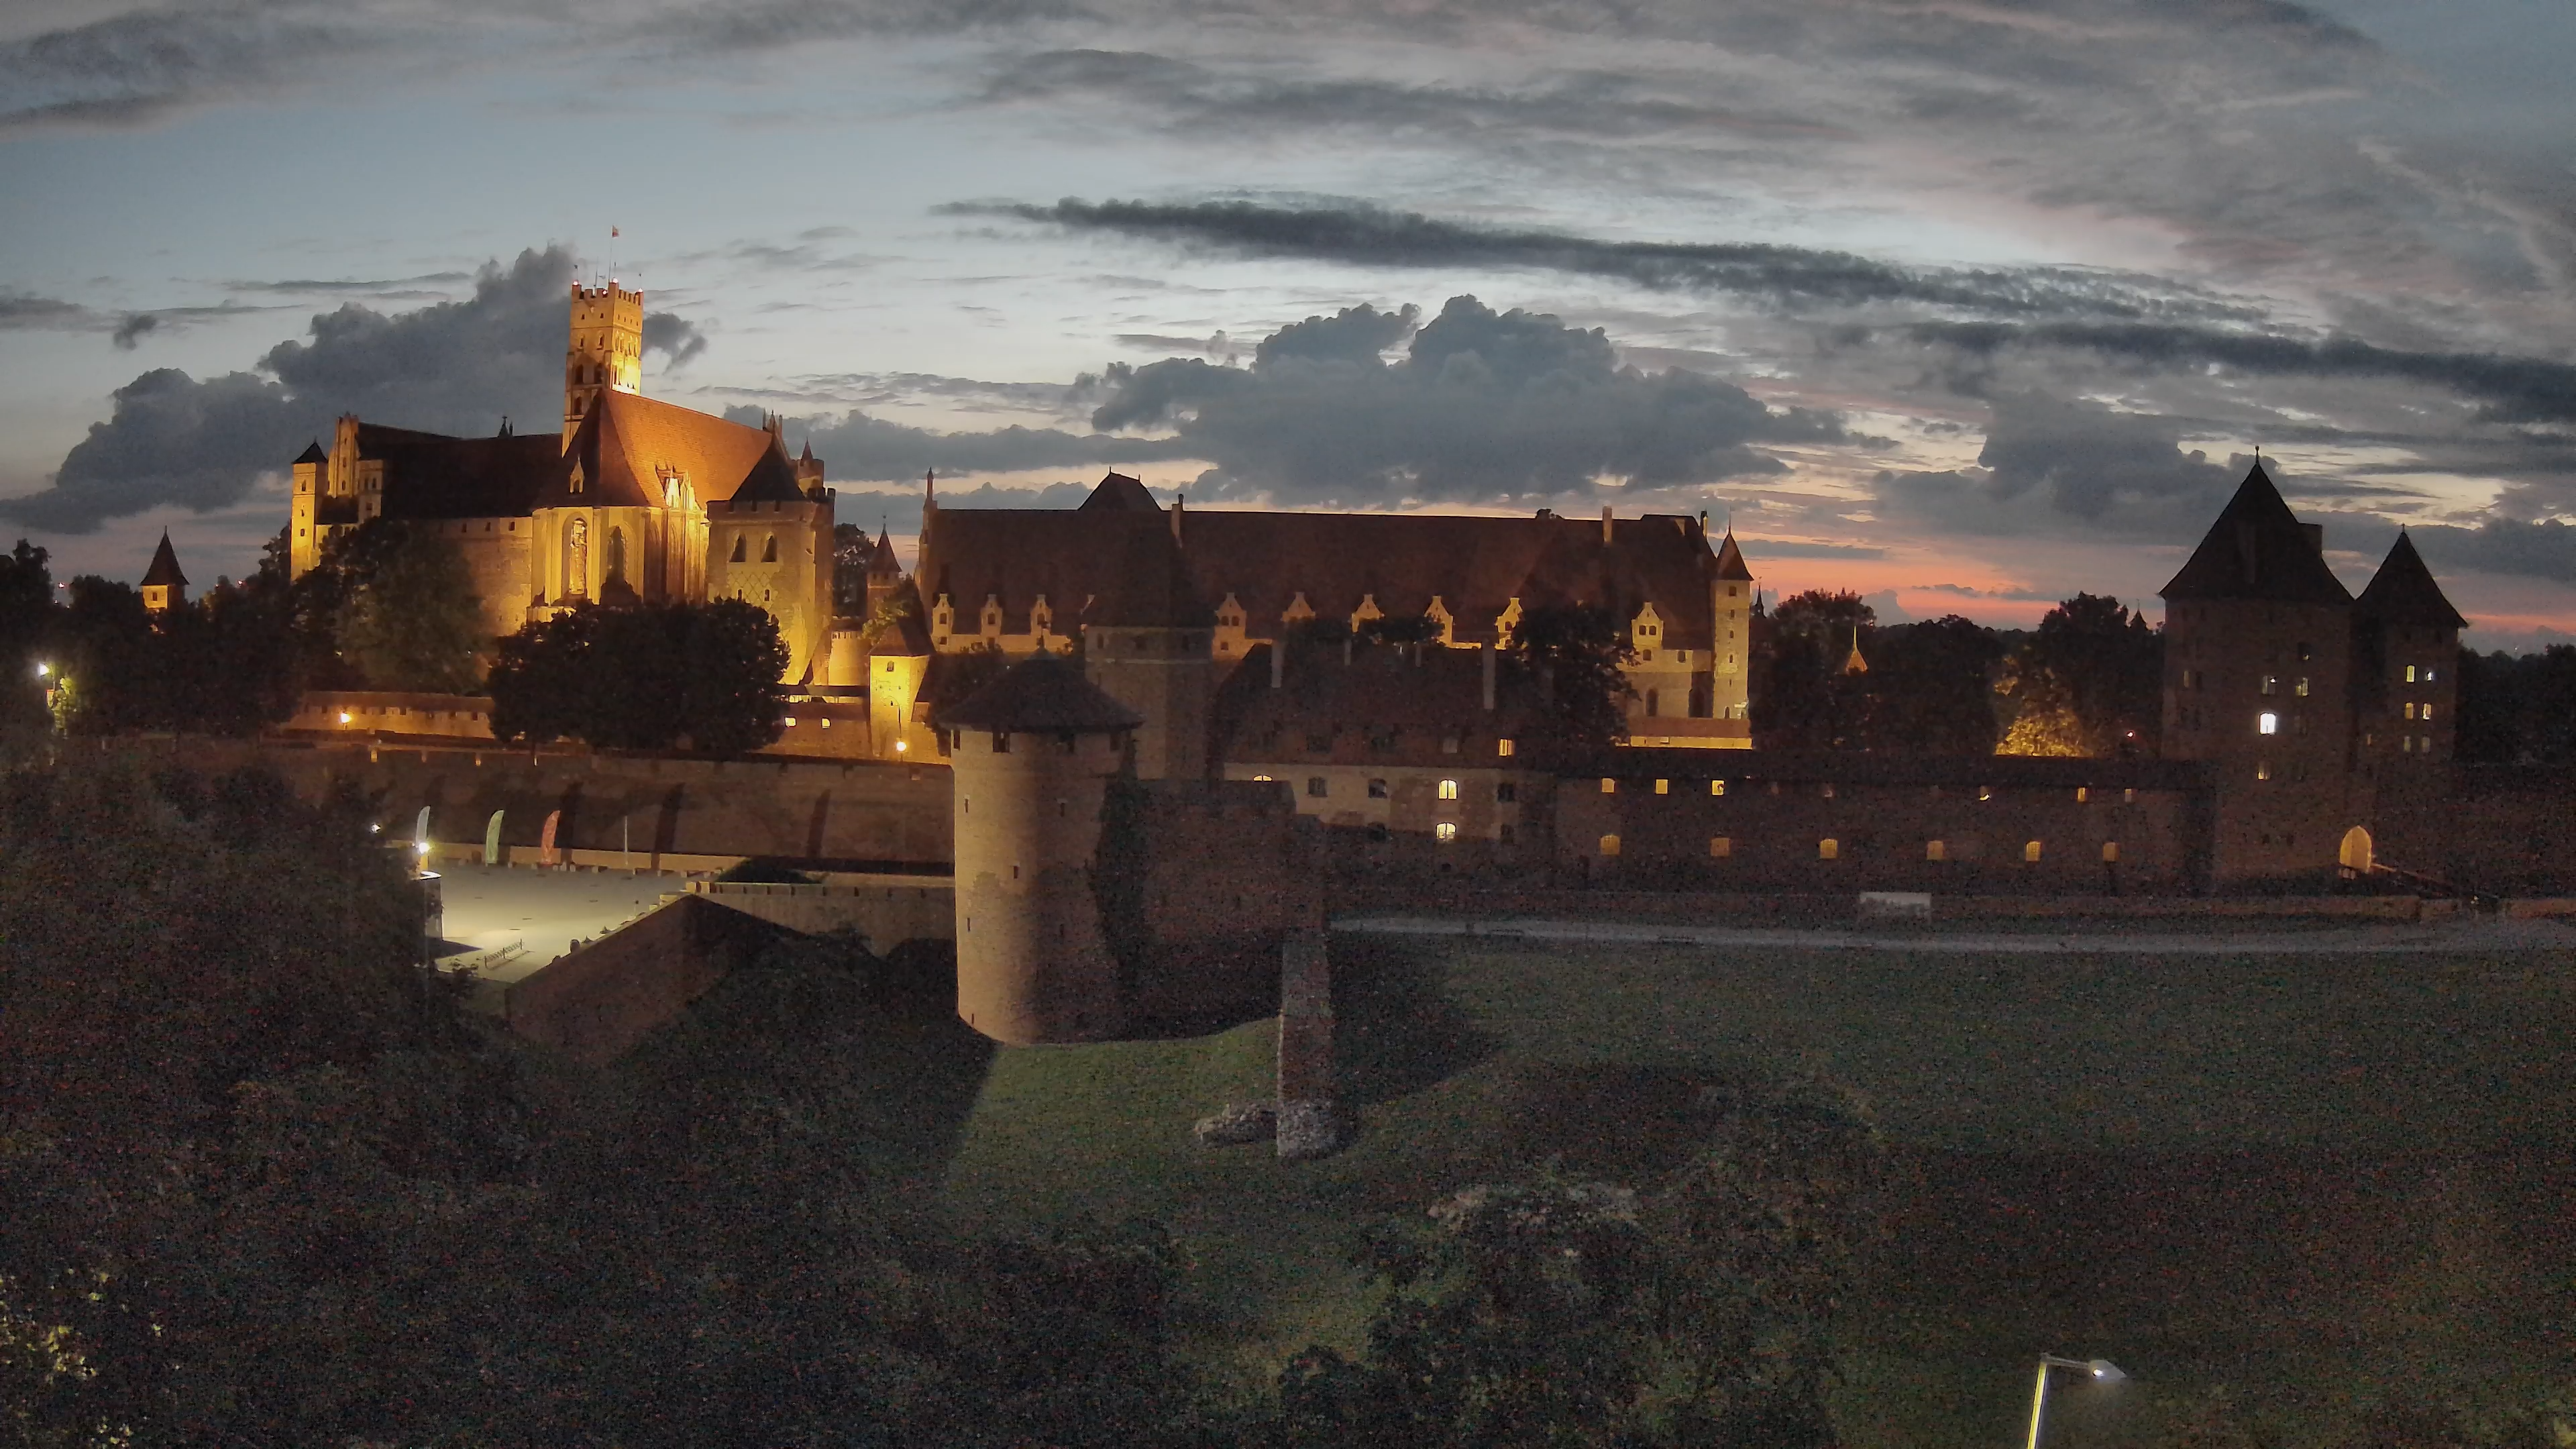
[{"x1": 284, "y1": 283, "x2": 848, "y2": 685}]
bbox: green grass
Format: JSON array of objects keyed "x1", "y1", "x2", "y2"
[{"x1": 934, "y1": 936, "x2": 2576, "y2": 1446}]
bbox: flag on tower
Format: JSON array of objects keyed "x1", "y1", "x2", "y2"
[{"x1": 611, "y1": 226, "x2": 620, "y2": 238}]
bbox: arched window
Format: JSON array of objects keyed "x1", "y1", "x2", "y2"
[
  {"x1": 1819, "y1": 839, "x2": 1839, "y2": 860},
  {"x1": 1437, "y1": 780, "x2": 1459, "y2": 800},
  {"x1": 563, "y1": 517, "x2": 588, "y2": 599},
  {"x1": 761, "y1": 535, "x2": 779, "y2": 563},
  {"x1": 604, "y1": 527, "x2": 626, "y2": 585},
  {"x1": 729, "y1": 535, "x2": 747, "y2": 564},
  {"x1": 2024, "y1": 840, "x2": 2044, "y2": 863},
  {"x1": 1598, "y1": 834, "x2": 1621, "y2": 858}
]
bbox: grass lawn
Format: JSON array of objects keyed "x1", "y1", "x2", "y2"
[{"x1": 934, "y1": 934, "x2": 2576, "y2": 1446}]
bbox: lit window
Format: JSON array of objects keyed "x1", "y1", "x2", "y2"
[
  {"x1": 1821, "y1": 783, "x2": 1835, "y2": 799},
  {"x1": 2401, "y1": 735, "x2": 2413, "y2": 753},
  {"x1": 1654, "y1": 779, "x2": 1669, "y2": 795},
  {"x1": 1435, "y1": 822, "x2": 1458, "y2": 843},
  {"x1": 2261, "y1": 676, "x2": 2277, "y2": 696},
  {"x1": 1252, "y1": 774, "x2": 1271, "y2": 782},
  {"x1": 2075, "y1": 787, "x2": 2088, "y2": 802},
  {"x1": 1601, "y1": 777, "x2": 1617, "y2": 794},
  {"x1": 2102, "y1": 841, "x2": 2120, "y2": 863},
  {"x1": 2420, "y1": 735, "x2": 2432, "y2": 753},
  {"x1": 2257, "y1": 760, "x2": 2272, "y2": 779},
  {"x1": 1497, "y1": 739, "x2": 1515, "y2": 757},
  {"x1": 1819, "y1": 839, "x2": 1839, "y2": 861},
  {"x1": 782, "y1": 716, "x2": 798, "y2": 727},
  {"x1": 2023, "y1": 840, "x2": 2043, "y2": 863},
  {"x1": 2259, "y1": 712, "x2": 2278, "y2": 735},
  {"x1": 2421, "y1": 703, "x2": 2434, "y2": 721},
  {"x1": 2405, "y1": 664, "x2": 2417, "y2": 682},
  {"x1": 2424, "y1": 667, "x2": 2436, "y2": 683},
  {"x1": 1926, "y1": 840, "x2": 1946, "y2": 862},
  {"x1": 1599, "y1": 834, "x2": 1621, "y2": 858},
  {"x1": 1438, "y1": 779, "x2": 1460, "y2": 800},
  {"x1": 1709, "y1": 836, "x2": 1731, "y2": 858},
  {"x1": 2295, "y1": 677, "x2": 2310, "y2": 697},
  {"x1": 2404, "y1": 702, "x2": 2415, "y2": 720},
  {"x1": 2124, "y1": 788, "x2": 2137, "y2": 803},
  {"x1": 1711, "y1": 780, "x2": 1726, "y2": 796},
  {"x1": 1977, "y1": 786, "x2": 1992, "y2": 802}
]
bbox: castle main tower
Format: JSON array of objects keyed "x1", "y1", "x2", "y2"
[
  {"x1": 564, "y1": 282, "x2": 643, "y2": 445},
  {"x1": 1711, "y1": 529, "x2": 1754, "y2": 725},
  {"x1": 1081, "y1": 513, "x2": 1216, "y2": 782},
  {"x1": 940, "y1": 656, "x2": 1144, "y2": 1044}
]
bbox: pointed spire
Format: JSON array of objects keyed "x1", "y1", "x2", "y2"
[
  {"x1": 1841, "y1": 621, "x2": 1868, "y2": 676},
  {"x1": 141, "y1": 530, "x2": 188, "y2": 590},
  {"x1": 2161, "y1": 460, "x2": 2351, "y2": 604},
  {"x1": 924, "y1": 467, "x2": 936, "y2": 511},
  {"x1": 2355, "y1": 527, "x2": 2467, "y2": 631},
  {"x1": 1712, "y1": 529, "x2": 1753, "y2": 582}
]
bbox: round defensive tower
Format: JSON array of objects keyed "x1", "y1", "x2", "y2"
[{"x1": 936, "y1": 655, "x2": 1144, "y2": 1044}]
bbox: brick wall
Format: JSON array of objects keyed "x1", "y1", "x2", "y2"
[{"x1": 504, "y1": 895, "x2": 790, "y2": 1065}]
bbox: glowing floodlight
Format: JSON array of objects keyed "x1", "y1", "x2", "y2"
[
  {"x1": 34, "y1": 662, "x2": 48, "y2": 678},
  {"x1": 339, "y1": 711, "x2": 354, "y2": 724},
  {"x1": 2026, "y1": 1355, "x2": 2130, "y2": 1448}
]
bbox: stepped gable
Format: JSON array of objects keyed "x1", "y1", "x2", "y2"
[
  {"x1": 1713, "y1": 530, "x2": 1753, "y2": 582},
  {"x1": 2353, "y1": 531, "x2": 2467, "y2": 631},
  {"x1": 1078, "y1": 471, "x2": 1161, "y2": 513},
  {"x1": 725, "y1": 437, "x2": 808, "y2": 504},
  {"x1": 544, "y1": 392, "x2": 779, "y2": 511},
  {"x1": 357, "y1": 423, "x2": 565, "y2": 520},
  {"x1": 140, "y1": 531, "x2": 187, "y2": 588},
  {"x1": 1084, "y1": 517, "x2": 1212, "y2": 629},
  {"x1": 936, "y1": 654, "x2": 1143, "y2": 733},
  {"x1": 2161, "y1": 462, "x2": 2352, "y2": 605},
  {"x1": 917, "y1": 472, "x2": 1723, "y2": 647}
]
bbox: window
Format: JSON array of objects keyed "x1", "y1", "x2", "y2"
[
  {"x1": 1496, "y1": 782, "x2": 1517, "y2": 803},
  {"x1": 1819, "y1": 839, "x2": 1839, "y2": 861},
  {"x1": 2297, "y1": 642, "x2": 2313, "y2": 662},
  {"x1": 1645, "y1": 689, "x2": 1659, "y2": 716},
  {"x1": 2420, "y1": 735, "x2": 2432, "y2": 753},
  {"x1": 1601, "y1": 777, "x2": 1617, "y2": 794},
  {"x1": 1926, "y1": 840, "x2": 1945, "y2": 862},
  {"x1": 1497, "y1": 739, "x2": 1515, "y2": 757},
  {"x1": 2424, "y1": 667, "x2": 2437, "y2": 683},
  {"x1": 990, "y1": 732, "x2": 1010, "y2": 754},
  {"x1": 2406, "y1": 663, "x2": 2418, "y2": 682},
  {"x1": 1654, "y1": 779, "x2": 1669, "y2": 796},
  {"x1": 2124, "y1": 788, "x2": 2137, "y2": 803},
  {"x1": 1977, "y1": 786, "x2": 1992, "y2": 802},
  {"x1": 1367, "y1": 779, "x2": 1389, "y2": 799},
  {"x1": 2257, "y1": 759, "x2": 2272, "y2": 780},
  {"x1": 2023, "y1": 840, "x2": 2043, "y2": 863},
  {"x1": 1499, "y1": 823, "x2": 1516, "y2": 844},
  {"x1": 1438, "y1": 779, "x2": 1460, "y2": 800},
  {"x1": 2295, "y1": 676, "x2": 2310, "y2": 698},
  {"x1": 1441, "y1": 731, "x2": 1461, "y2": 755},
  {"x1": 1711, "y1": 780, "x2": 1726, "y2": 797},
  {"x1": 2076, "y1": 787, "x2": 2088, "y2": 802},
  {"x1": 729, "y1": 535, "x2": 747, "y2": 563},
  {"x1": 1306, "y1": 777, "x2": 1328, "y2": 797},
  {"x1": 2101, "y1": 841, "x2": 2120, "y2": 863},
  {"x1": 1435, "y1": 822, "x2": 1458, "y2": 843},
  {"x1": 1709, "y1": 836, "x2": 1731, "y2": 859},
  {"x1": 604, "y1": 527, "x2": 627, "y2": 584},
  {"x1": 2259, "y1": 712, "x2": 2279, "y2": 735},
  {"x1": 2261, "y1": 676, "x2": 2278, "y2": 696},
  {"x1": 1821, "y1": 783, "x2": 1835, "y2": 799},
  {"x1": 1599, "y1": 834, "x2": 1621, "y2": 858},
  {"x1": 2401, "y1": 735, "x2": 2413, "y2": 753}
]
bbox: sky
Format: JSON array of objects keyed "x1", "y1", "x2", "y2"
[{"x1": 2, "y1": 0, "x2": 2571, "y2": 647}]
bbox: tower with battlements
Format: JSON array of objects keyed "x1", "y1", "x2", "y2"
[{"x1": 564, "y1": 282, "x2": 644, "y2": 445}]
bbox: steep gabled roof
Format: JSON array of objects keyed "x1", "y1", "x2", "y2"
[
  {"x1": 725, "y1": 439, "x2": 808, "y2": 504},
  {"x1": 357, "y1": 424, "x2": 565, "y2": 521},
  {"x1": 918, "y1": 506, "x2": 1723, "y2": 649},
  {"x1": 936, "y1": 654, "x2": 1142, "y2": 733},
  {"x1": 2354, "y1": 530, "x2": 2467, "y2": 631},
  {"x1": 294, "y1": 440, "x2": 327, "y2": 466},
  {"x1": 1077, "y1": 471, "x2": 1161, "y2": 513},
  {"x1": 545, "y1": 392, "x2": 780, "y2": 511},
  {"x1": 141, "y1": 532, "x2": 186, "y2": 588},
  {"x1": 1713, "y1": 530, "x2": 1753, "y2": 582},
  {"x1": 1084, "y1": 519, "x2": 1210, "y2": 629},
  {"x1": 2160, "y1": 462, "x2": 2352, "y2": 605}
]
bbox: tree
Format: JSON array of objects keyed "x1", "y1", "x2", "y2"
[
  {"x1": 333, "y1": 524, "x2": 485, "y2": 692},
  {"x1": 1859, "y1": 616, "x2": 2006, "y2": 755},
  {"x1": 1997, "y1": 594, "x2": 2161, "y2": 757},
  {"x1": 488, "y1": 600, "x2": 788, "y2": 753},
  {"x1": 1756, "y1": 591, "x2": 1874, "y2": 751},
  {"x1": 1505, "y1": 602, "x2": 1633, "y2": 770}
]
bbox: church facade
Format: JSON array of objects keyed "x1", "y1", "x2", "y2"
[{"x1": 285, "y1": 283, "x2": 847, "y2": 684}]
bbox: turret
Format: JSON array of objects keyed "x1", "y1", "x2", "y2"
[
  {"x1": 1710, "y1": 528, "x2": 1754, "y2": 721},
  {"x1": 939, "y1": 655, "x2": 1144, "y2": 1044},
  {"x1": 2352, "y1": 529, "x2": 2466, "y2": 780},
  {"x1": 564, "y1": 282, "x2": 644, "y2": 445},
  {"x1": 140, "y1": 531, "x2": 188, "y2": 614}
]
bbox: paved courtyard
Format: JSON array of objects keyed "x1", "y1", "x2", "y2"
[{"x1": 429, "y1": 861, "x2": 689, "y2": 989}]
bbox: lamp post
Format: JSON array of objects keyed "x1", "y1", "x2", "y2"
[{"x1": 2026, "y1": 1355, "x2": 2127, "y2": 1449}]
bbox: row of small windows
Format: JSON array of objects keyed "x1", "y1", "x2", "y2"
[
  {"x1": 1599, "y1": 835, "x2": 2116, "y2": 863},
  {"x1": 1305, "y1": 777, "x2": 1515, "y2": 803},
  {"x1": 1599, "y1": 777, "x2": 2138, "y2": 804}
]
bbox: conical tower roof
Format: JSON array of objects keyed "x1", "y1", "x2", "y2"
[
  {"x1": 2161, "y1": 462, "x2": 2351, "y2": 604},
  {"x1": 140, "y1": 531, "x2": 187, "y2": 588},
  {"x1": 865, "y1": 526, "x2": 903, "y2": 579},
  {"x1": 1713, "y1": 530, "x2": 1753, "y2": 582},
  {"x1": 728, "y1": 436, "x2": 807, "y2": 503},
  {"x1": 294, "y1": 439, "x2": 327, "y2": 466},
  {"x1": 936, "y1": 654, "x2": 1143, "y2": 733},
  {"x1": 2354, "y1": 530, "x2": 2467, "y2": 631},
  {"x1": 1840, "y1": 623, "x2": 1868, "y2": 676}
]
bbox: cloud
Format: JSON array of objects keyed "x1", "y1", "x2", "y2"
[
  {"x1": 0, "y1": 294, "x2": 95, "y2": 329},
  {"x1": 109, "y1": 313, "x2": 157, "y2": 349},
  {"x1": 745, "y1": 405, "x2": 1195, "y2": 482},
  {"x1": 1912, "y1": 320, "x2": 2576, "y2": 425},
  {"x1": 1085, "y1": 294, "x2": 1841, "y2": 505},
  {"x1": 9, "y1": 246, "x2": 705, "y2": 533},
  {"x1": 957, "y1": 197, "x2": 2261, "y2": 323},
  {"x1": 1872, "y1": 392, "x2": 2239, "y2": 542},
  {"x1": 0, "y1": 4, "x2": 390, "y2": 133},
  {"x1": 642, "y1": 0, "x2": 1089, "y2": 52}
]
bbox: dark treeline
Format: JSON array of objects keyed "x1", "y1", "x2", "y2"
[{"x1": 2455, "y1": 645, "x2": 2576, "y2": 764}]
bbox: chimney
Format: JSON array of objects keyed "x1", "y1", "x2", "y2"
[
  {"x1": 1601, "y1": 506, "x2": 1614, "y2": 545},
  {"x1": 1171, "y1": 490, "x2": 1184, "y2": 543},
  {"x1": 1271, "y1": 637, "x2": 1284, "y2": 690},
  {"x1": 2300, "y1": 522, "x2": 2324, "y2": 557},
  {"x1": 1481, "y1": 642, "x2": 1496, "y2": 712}
]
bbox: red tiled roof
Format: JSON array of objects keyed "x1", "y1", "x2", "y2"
[
  {"x1": 549, "y1": 392, "x2": 782, "y2": 511},
  {"x1": 936, "y1": 654, "x2": 1143, "y2": 733},
  {"x1": 918, "y1": 476, "x2": 1727, "y2": 648},
  {"x1": 359, "y1": 424, "x2": 564, "y2": 521}
]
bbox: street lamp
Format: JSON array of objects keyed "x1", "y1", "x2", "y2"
[
  {"x1": 33, "y1": 661, "x2": 47, "y2": 678},
  {"x1": 2027, "y1": 1355, "x2": 2127, "y2": 1449}
]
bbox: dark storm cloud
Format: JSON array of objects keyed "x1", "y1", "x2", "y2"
[
  {"x1": 1913, "y1": 321, "x2": 2576, "y2": 425},
  {"x1": 745, "y1": 407, "x2": 1195, "y2": 482},
  {"x1": 2330, "y1": 515, "x2": 2576, "y2": 588},
  {"x1": 221, "y1": 272, "x2": 477, "y2": 297},
  {"x1": 109, "y1": 313, "x2": 158, "y2": 348},
  {"x1": 1872, "y1": 392, "x2": 2239, "y2": 542},
  {"x1": 960, "y1": 198, "x2": 2261, "y2": 323},
  {"x1": 0, "y1": 294, "x2": 96, "y2": 329},
  {"x1": 9, "y1": 247, "x2": 708, "y2": 533},
  {"x1": 644, "y1": 0, "x2": 1089, "y2": 52},
  {"x1": 1086, "y1": 295, "x2": 1840, "y2": 504},
  {"x1": 0, "y1": 4, "x2": 384, "y2": 132}
]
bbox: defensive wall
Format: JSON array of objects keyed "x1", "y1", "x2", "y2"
[
  {"x1": 2374, "y1": 765, "x2": 2576, "y2": 895},
  {"x1": 96, "y1": 735, "x2": 953, "y2": 869},
  {"x1": 504, "y1": 894, "x2": 794, "y2": 1065},
  {"x1": 283, "y1": 690, "x2": 881, "y2": 762},
  {"x1": 682, "y1": 877, "x2": 954, "y2": 949},
  {"x1": 1117, "y1": 778, "x2": 1327, "y2": 1025}
]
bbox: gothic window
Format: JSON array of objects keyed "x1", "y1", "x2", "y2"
[
  {"x1": 729, "y1": 535, "x2": 747, "y2": 563},
  {"x1": 604, "y1": 527, "x2": 627, "y2": 585},
  {"x1": 762, "y1": 535, "x2": 779, "y2": 564},
  {"x1": 1438, "y1": 780, "x2": 1459, "y2": 800}
]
